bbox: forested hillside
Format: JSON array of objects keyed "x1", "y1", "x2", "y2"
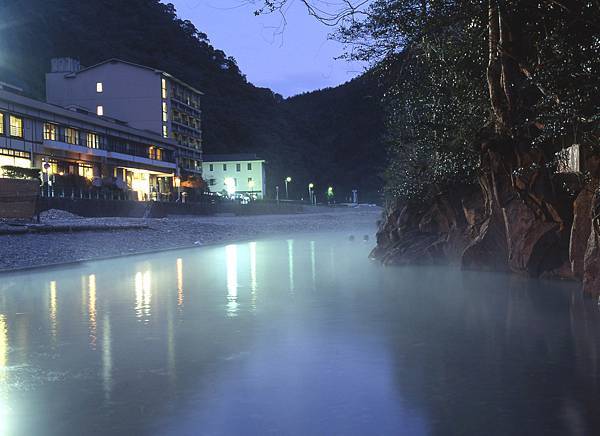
[{"x1": 0, "y1": 0, "x2": 385, "y2": 201}]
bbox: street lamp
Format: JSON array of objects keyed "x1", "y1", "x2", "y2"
[
  {"x1": 308, "y1": 182, "x2": 314, "y2": 205},
  {"x1": 285, "y1": 176, "x2": 292, "y2": 199}
]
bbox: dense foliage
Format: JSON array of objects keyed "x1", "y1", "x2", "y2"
[
  {"x1": 0, "y1": 0, "x2": 386, "y2": 201},
  {"x1": 256, "y1": 0, "x2": 600, "y2": 204}
]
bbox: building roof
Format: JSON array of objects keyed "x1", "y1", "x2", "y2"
[
  {"x1": 203, "y1": 154, "x2": 265, "y2": 163},
  {"x1": 65, "y1": 58, "x2": 204, "y2": 96}
]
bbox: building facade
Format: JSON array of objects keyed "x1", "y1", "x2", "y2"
[
  {"x1": 0, "y1": 86, "x2": 178, "y2": 201},
  {"x1": 202, "y1": 154, "x2": 266, "y2": 199},
  {"x1": 46, "y1": 58, "x2": 203, "y2": 179}
]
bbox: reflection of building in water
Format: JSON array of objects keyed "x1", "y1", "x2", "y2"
[
  {"x1": 135, "y1": 270, "x2": 152, "y2": 322},
  {"x1": 287, "y1": 240, "x2": 295, "y2": 293},
  {"x1": 176, "y1": 258, "x2": 184, "y2": 308},
  {"x1": 102, "y1": 314, "x2": 112, "y2": 401},
  {"x1": 249, "y1": 242, "x2": 257, "y2": 311},
  {"x1": 88, "y1": 274, "x2": 97, "y2": 350},
  {"x1": 226, "y1": 244, "x2": 239, "y2": 317},
  {"x1": 49, "y1": 280, "x2": 58, "y2": 344}
]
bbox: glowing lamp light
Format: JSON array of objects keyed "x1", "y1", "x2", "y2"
[
  {"x1": 248, "y1": 180, "x2": 255, "y2": 189},
  {"x1": 308, "y1": 183, "x2": 314, "y2": 189},
  {"x1": 286, "y1": 176, "x2": 292, "y2": 183},
  {"x1": 174, "y1": 176, "x2": 181, "y2": 188},
  {"x1": 224, "y1": 177, "x2": 236, "y2": 196}
]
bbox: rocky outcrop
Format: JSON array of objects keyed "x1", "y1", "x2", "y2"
[
  {"x1": 372, "y1": 141, "x2": 600, "y2": 295},
  {"x1": 583, "y1": 190, "x2": 600, "y2": 296}
]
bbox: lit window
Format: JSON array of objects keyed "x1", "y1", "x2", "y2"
[
  {"x1": 247, "y1": 163, "x2": 252, "y2": 171},
  {"x1": 223, "y1": 164, "x2": 227, "y2": 171},
  {"x1": 64, "y1": 127, "x2": 79, "y2": 145},
  {"x1": 9, "y1": 115, "x2": 23, "y2": 138},
  {"x1": 96, "y1": 82, "x2": 103, "y2": 93},
  {"x1": 162, "y1": 102, "x2": 168, "y2": 122},
  {"x1": 43, "y1": 123, "x2": 57, "y2": 141},
  {"x1": 87, "y1": 132, "x2": 100, "y2": 149},
  {"x1": 0, "y1": 113, "x2": 4, "y2": 135},
  {"x1": 96, "y1": 105, "x2": 104, "y2": 116},
  {"x1": 162, "y1": 125, "x2": 168, "y2": 138},
  {"x1": 236, "y1": 163, "x2": 241, "y2": 172},
  {"x1": 209, "y1": 164, "x2": 213, "y2": 172},
  {"x1": 161, "y1": 78, "x2": 167, "y2": 99}
]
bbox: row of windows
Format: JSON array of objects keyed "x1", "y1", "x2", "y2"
[
  {"x1": 0, "y1": 147, "x2": 30, "y2": 159},
  {"x1": 208, "y1": 163, "x2": 253, "y2": 172},
  {"x1": 0, "y1": 113, "x2": 24, "y2": 138},
  {"x1": 42, "y1": 122, "x2": 173, "y2": 162}
]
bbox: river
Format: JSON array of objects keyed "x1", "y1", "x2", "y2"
[{"x1": 0, "y1": 230, "x2": 599, "y2": 435}]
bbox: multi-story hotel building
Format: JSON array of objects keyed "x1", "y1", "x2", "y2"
[
  {"x1": 46, "y1": 58, "x2": 203, "y2": 179},
  {"x1": 0, "y1": 82, "x2": 178, "y2": 201}
]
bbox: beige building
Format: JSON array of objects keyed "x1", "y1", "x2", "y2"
[
  {"x1": 0, "y1": 83, "x2": 177, "y2": 201},
  {"x1": 46, "y1": 58, "x2": 203, "y2": 180}
]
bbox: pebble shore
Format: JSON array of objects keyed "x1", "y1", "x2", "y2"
[{"x1": 0, "y1": 207, "x2": 381, "y2": 271}]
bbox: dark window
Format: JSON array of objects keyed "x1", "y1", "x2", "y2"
[
  {"x1": 247, "y1": 163, "x2": 252, "y2": 171},
  {"x1": 223, "y1": 164, "x2": 227, "y2": 171},
  {"x1": 236, "y1": 163, "x2": 241, "y2": 172},
  {"x1": 209, "y1": 164, "x2": 213, "y2": 171}
]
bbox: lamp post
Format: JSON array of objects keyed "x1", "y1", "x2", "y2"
[
  {"x1": 285, "y1": 176, "x2": 292, "y2": 200},
  {"x1": 308, "y1": 183, "x2": 314, "y2": 205}
]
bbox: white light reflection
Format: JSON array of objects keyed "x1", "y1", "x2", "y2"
[
  {"x1": 135, "y1": 270, "x2": 152, "y2": 322},
  {"x1": 249, "y1": 242, "x2": 257, "y2": 311},
  {"x1": 88, "y1": 275, "x2": 97, "y2": 350},
  {"x1": 49, "y1": 281, "x2": 58, "y2": 344},
  {"x1": 310, "y1": 241, "x2": 316, "y2": 291},
  {"x1": 287, "y1": 240, "x2": 295, "y2": 293},
  {"x1": 102, "y1": 313, "x2": 112, "y2": 401},
  {"x1": 176, "y1": 258, "x2": 184, "y2": 309},
  {"x1": 226, "y1": 244, "x2": 239, "y2": 317}
]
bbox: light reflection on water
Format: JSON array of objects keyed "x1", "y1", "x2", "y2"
[{"x1": 0, "y1": 233, "x2": 599, "y2": 435}]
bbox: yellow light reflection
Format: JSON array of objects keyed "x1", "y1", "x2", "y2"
[
  {"x1": 249, "y1": 242, "x2": 257, "y2": 311},
  {"x1": 287, "y1": 240, "x2": 295, "y2": 293},
  {"x1": 226, "y1": 244, "x2": 239, "y2": 317},
  {"x1": 0, "y1": 314, "x2": 10, "y2": 435},
  {"x1": 176, "y1": 258, "x2": 184, "y2": 308},
  {"x1": 0, "y1": 314, "x2": 7, "y2": 379},
  {"x1": 88, "y1": 275, "x2": 97, "y2": 350},
  {"x1": 49, "y1": 281, "x2": 58, "y2": 343}
]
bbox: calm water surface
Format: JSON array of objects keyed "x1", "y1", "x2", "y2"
[{"x1": 0, "y1": 231, "x2": 600, "y2": 435}]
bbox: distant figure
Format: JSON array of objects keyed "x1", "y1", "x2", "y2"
[
  {"x1": 363, "y1": 235, "x2": 370, "y2": 242},
  {"x1": 349, "y1": 235, "x2": 355, "y2": 242}
]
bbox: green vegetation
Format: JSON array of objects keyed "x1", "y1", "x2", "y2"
[
  {"x1": 255, "y1": 0, "x2": 600, "y2": 204},
  {"x1": 0, "y1": 0, "x2": 386, "y2": 202},
  {"x1": 1, "y1": 165, "x2": 41, "y2": 180}
]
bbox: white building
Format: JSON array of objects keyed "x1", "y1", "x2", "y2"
[{"x1": 202, "y1": 154, "x2": 266, "y2": 199}]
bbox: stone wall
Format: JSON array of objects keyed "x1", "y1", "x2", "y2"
[{"x1": 0, "y1": 178, "x2": 39, "y2": 219}]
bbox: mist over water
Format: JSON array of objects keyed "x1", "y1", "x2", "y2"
[{"x1": 0, "y1": 231, "x2": 599, "y2": 435}]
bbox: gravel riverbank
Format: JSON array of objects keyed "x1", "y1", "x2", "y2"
[{"x1": 0, "y1": 207, "x2": 381, "y2": 271}]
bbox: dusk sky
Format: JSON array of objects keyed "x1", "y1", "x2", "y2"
[{"x1": 168, "y1": 0, "x2": 368, "y2": 97}]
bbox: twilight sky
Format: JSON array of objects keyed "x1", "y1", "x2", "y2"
[{"x1": 167, "y1": 0, "x2": 368, "y2": 97}]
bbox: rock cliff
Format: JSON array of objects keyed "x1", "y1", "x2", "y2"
[{"x1": 371, "y1": 141, "x2": 600, "y2": 296}]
